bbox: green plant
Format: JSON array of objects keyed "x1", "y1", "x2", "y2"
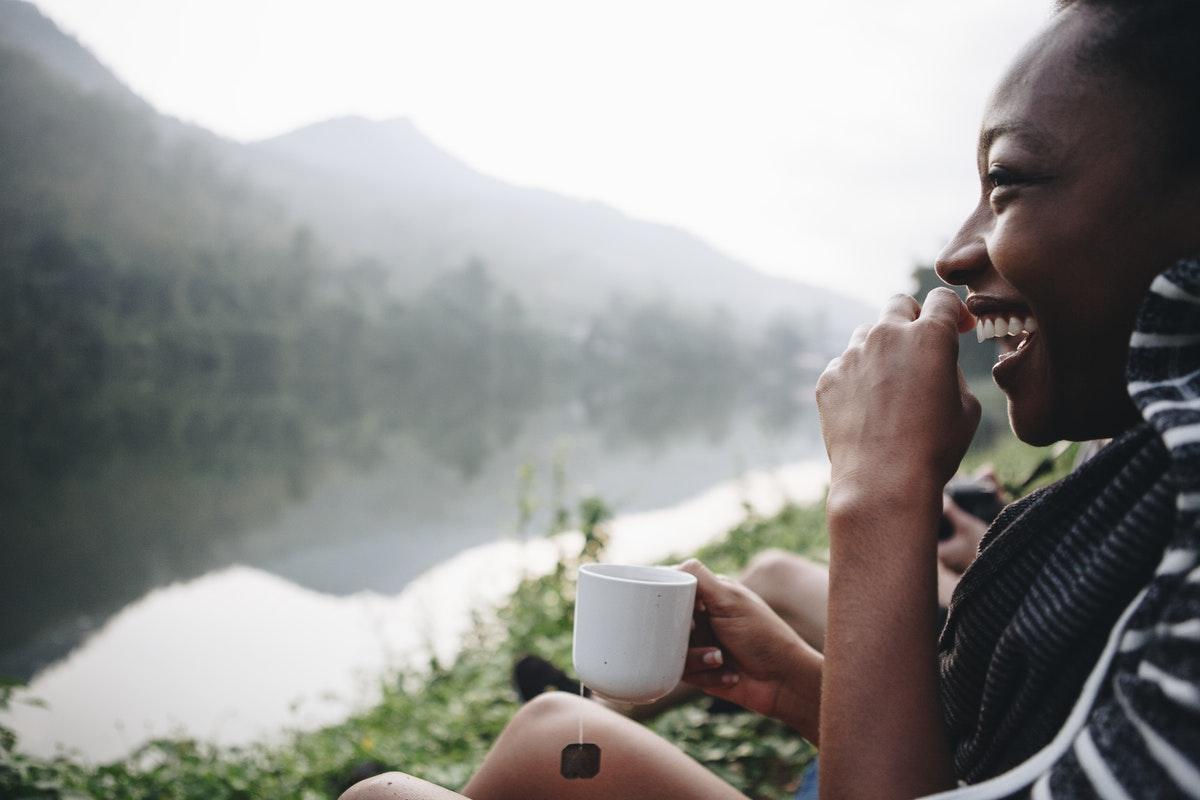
[{"x1": 0, "y1": 435, "x2": 1053, "y2": 799}]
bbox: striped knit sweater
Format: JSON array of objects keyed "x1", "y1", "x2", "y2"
[{"x1": 935, "y1": 255, "x2": 1200, "y2": 798}]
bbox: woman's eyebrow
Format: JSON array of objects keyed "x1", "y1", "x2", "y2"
[{"x1": 977, "y1": 120, "x2": 1058, "y2": 159}]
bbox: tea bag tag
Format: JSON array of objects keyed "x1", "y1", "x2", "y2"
[
  {"x1": 560, "y1": 683, "x2": 600, "y2": 778},
  {"x1": 560, "y1": 743, "x2": 601, "y2": 779}
]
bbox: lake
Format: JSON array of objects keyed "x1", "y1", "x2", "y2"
[{"x1": 0, "y1": 384, "x2": 827, "y2": 762}]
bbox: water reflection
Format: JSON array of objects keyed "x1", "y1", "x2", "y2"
[
  {"x1": 3, "y1": 461, "x2": 828, "y2": 762},
  {"x1": 0, "y1": 363, "x2": 820, "y2": 683}
]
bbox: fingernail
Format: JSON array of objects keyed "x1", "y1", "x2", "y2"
[{"x1": 703, "y1": 650, "x2": 723, "y2": 666}]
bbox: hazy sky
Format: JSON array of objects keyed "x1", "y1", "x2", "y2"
[{"x1": 32, "y1": 0, "x2": 1053, "y2": 303}]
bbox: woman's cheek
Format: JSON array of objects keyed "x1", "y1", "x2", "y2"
[{"x1": 990, "y1": 210, "x2": 1068, "y2": 303}]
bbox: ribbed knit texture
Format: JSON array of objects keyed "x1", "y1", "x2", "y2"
[
  {"x1": 938, "y1": 424, "x2": 1173, "y2": 781},
  {"x1": 937, "y1": 255, "x2": 1200, "y2": 796}
]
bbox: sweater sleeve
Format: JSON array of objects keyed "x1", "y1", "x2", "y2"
[{"x1": 1027, "y1": 552, "x2": 1200, "y2": 799}]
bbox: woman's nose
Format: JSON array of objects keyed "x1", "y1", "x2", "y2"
[{"x1": 935, "y1": 233, "x2": 990, "y2": 288}]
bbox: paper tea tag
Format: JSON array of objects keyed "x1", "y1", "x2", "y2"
[{"x1": 561, "y1": 743, "x2": 601, "y2": 779}]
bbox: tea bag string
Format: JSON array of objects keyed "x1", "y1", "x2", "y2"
[{"x1": 578, "y1": 683, "x2": 585, "y2": 744}]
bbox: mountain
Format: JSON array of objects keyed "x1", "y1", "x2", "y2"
[
  {"x1": 1, "y1": 0, "x2": 871, "y2": 347},
  {"x1": 249, "y1": 115, "x2": 872, "y2": 343},
  {"x1": 0, "y1": 0, "x2": 862, "y2": 679},
  {"x1": 0, "y1": 0, "x2": 137, "y2": 103}
]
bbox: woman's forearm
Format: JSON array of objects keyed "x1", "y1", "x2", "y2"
[
  {"x1": 818, "y1": 481, "x2": 957, "y2": 799},
  {"x1": 772, "y1": 641, "x2": 824, "y2": 744}
]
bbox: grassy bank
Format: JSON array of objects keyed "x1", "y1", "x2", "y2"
[{"x1": 2, "y1": 438, "x2": 1067, "y2": 800}]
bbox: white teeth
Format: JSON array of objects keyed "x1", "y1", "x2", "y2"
[
  {"x1": 974, "y1": 314, "x2": 1039, "y2": 342},
  {"x1": 974, "y1": 314, "x2": 1038, "y2": 343}
]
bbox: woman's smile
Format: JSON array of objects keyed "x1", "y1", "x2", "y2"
[{"x1": 964, "y1": 293, "x2": 1040, "y2": 387}]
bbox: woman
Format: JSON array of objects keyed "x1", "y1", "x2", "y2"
[{"x1": 345, "y1": 1, "x2": 1200, "y2": 797}]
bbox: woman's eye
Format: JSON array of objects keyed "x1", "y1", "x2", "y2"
[{"x1": 987, "y1": 166, "x2": 1017, "y2": 189}]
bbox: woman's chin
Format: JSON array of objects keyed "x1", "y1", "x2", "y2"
[{"x1": 1005, "y1": 395, "x2": 1060, "y2": 447}]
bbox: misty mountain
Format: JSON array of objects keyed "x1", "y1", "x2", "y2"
[
  {"x1": 1, "y1": 0, "x2": 871, "y2": 347},
  {"x1": 251, "y1": 115, "x2": 871, "y2": 343},
  {"x1": 0, "y1": 0, "x2": 137, "y2": 104}
]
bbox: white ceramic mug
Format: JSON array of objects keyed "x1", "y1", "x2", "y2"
[{"x1": 572, "y1": 563, "x2": 697, "y2": 704}]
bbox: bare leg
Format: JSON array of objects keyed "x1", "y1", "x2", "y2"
[
  {"x1": 342, "y1": 693, "x2": 749, "y2": 800},
  {"x1": 341, "y1": 772, "x2": 469, "y2": 800},
  {"x1": 739, "y1": 549, "x2": 829, "y2": 653},
  {"x1": 465, "y1": 693, "x2": 749, "y2": 800}
]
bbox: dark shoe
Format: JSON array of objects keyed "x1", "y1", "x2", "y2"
[
  {"x1": 513, "y1": 654, "x2": 591, "y2": 702},
  {"x1": 707, "y1": 696, "x2": 745, "y2": 715}
]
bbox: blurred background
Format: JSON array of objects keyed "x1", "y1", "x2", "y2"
[{"x1": 1, "y1": 0, "x2": 1049, "y2": 765}]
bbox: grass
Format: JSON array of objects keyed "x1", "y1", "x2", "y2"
[{"x1": 1, "y1": 435, "x2": 1054, "y2": 800}]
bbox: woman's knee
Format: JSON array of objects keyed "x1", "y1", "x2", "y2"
[
  {"x1": 508, "y1": 690, "x2": 588, "y2": 736},
  {"x1": 338, "y1": 771, "x2": 423, "y2": 800},
  {"x1": 492, "y1": 690, "x2": 590, "y2": 753},
  {"x1": 741, "y1": 548, "x2": 806, "y2": 598}
]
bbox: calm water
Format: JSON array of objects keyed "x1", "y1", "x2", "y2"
[{"x1": 0, "y1": 383, "x2": 825, "y2": 761}]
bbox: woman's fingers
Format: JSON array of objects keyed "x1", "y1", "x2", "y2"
[
  {"x1": 875, "y1": 289, "x2": 974, "y2": 334},
  {"x1": 957, "y1": 365, "x2": 981, "y2": 423},
  {"x1": 682, "y1": 667, "x2": 740, "y2": 689},
  {"x1": 922, "y1": 286, "x2": 975, "y2": 334},
  {"x1": 689, "y1": 606, "x2": 717, "y2": 648},
  {"x1": 848, "y1": 323, "x2": 872, "y2": 348},
  {"x1": 685, "y1": 646, "x2": 724, "y2": 673},
  {"x1": 939, "y1": 494, "x2": 988, "y2": 572},
  {"x1": 879, "y1": 293, "x2": 921, "y2": 323},
  {"x1": 942, "y1": 494, "x2": 977, "y2": 526},
  {"x1": 678, "y1": 559, "x2": 738, "y2": 616}
]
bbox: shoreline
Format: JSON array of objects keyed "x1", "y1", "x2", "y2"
[{"x1": 4, "y1": 459, "x2": 829, "y2": 763}]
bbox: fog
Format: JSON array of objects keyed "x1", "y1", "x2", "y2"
[{"x1": 34, "y1": 0, "x2": 1052, "y2": 302}]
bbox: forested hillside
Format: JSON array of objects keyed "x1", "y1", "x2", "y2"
[{"x1": 0, "y1": 5, "x2": 832, "y2": 677}]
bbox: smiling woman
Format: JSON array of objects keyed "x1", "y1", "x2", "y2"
[
  {"x1": 342, "y1": 2, "x2": 1200, "y2": 799},
  {"x1": 936, "y1": 0, "x2": 1200, "y2": 447},
  {"x1": 818, "y1": 1, "x2": 1200, "y2": 797}
]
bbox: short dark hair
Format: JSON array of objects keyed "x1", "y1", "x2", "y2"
[{"x1": 1056, "y1": 0, "x2": 1200, "y2": 175}]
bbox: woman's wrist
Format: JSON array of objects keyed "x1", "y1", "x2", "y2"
[
  {"x1": 773, "y1": 641, "x2": 823, "y2": 743},
  {"x1": 826, "y1": 470, "x2": 942, "y2": 555},
  {"x1": 827, "y1": 460, "x2": 942, "y2": 512}
]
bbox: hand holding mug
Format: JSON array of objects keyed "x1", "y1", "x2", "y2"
[{"x1": 679, "y1": 560, "x2": 822, "y2": 736}]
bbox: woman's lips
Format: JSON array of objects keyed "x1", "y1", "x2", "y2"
[
  {"x1": 992, "y1": 329, "x2": 1038, "y2": 388},
  {"x1": 964, "y1": 296, "x2": 1040, "y2": 388},
  {"x1": 965, "y1": 295, "x2": 1039, "y2": 368}
]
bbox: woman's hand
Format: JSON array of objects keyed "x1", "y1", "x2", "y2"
[
  {"x1": 938, "y1": 492, "x2": 991, "y2": 575},
  {"x1": 678, "y1": 559, "x2": 822, "y2": 742},
  {"x1": 816, "y1": 289, "x2": 980, "y2": 514}
]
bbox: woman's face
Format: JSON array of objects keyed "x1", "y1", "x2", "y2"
[{"x1": 935, "y1": 5, "x2": 1200, "y2": 445}]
